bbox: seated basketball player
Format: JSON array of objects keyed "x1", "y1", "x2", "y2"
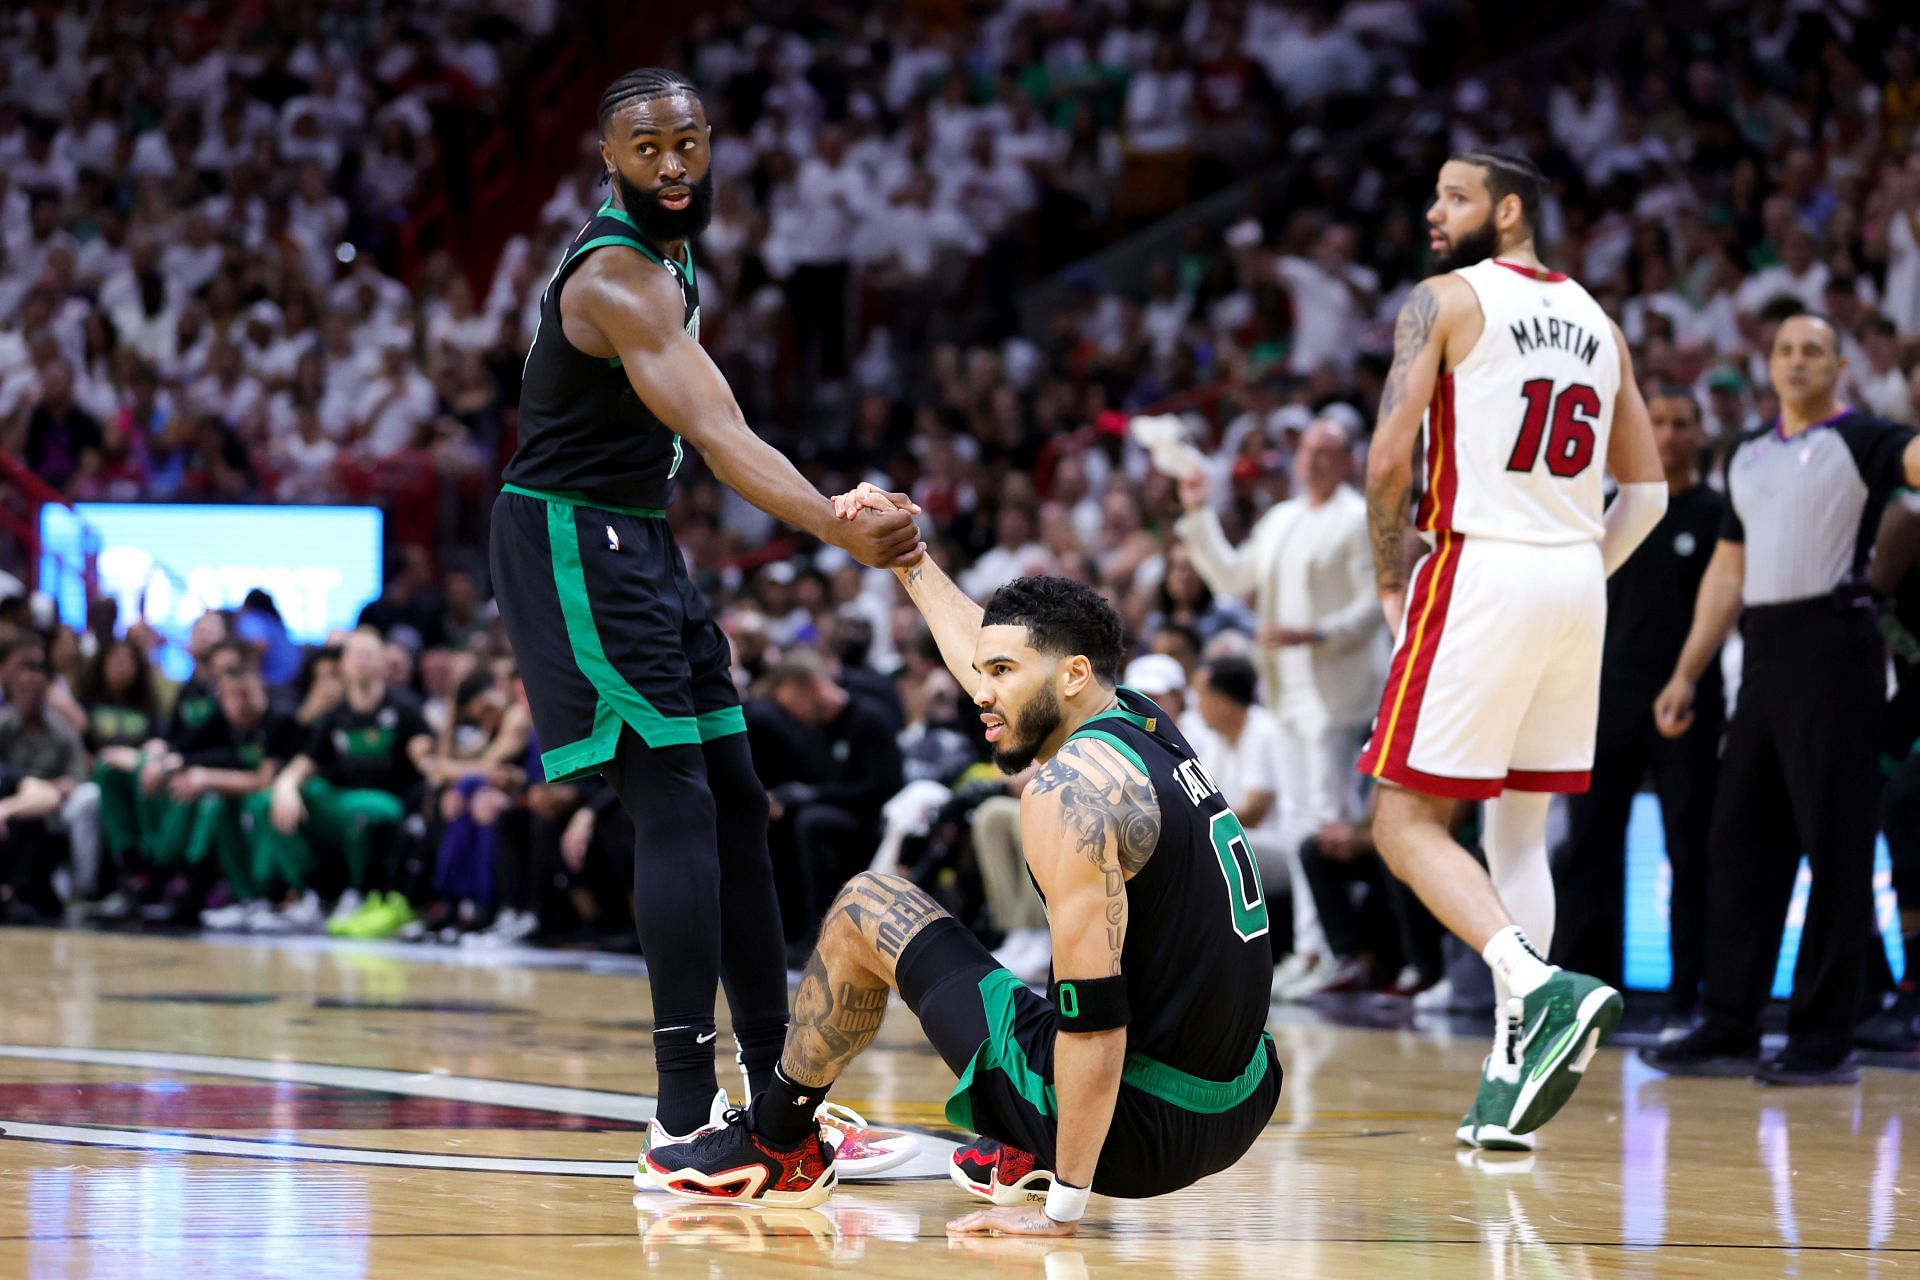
[{"x1": 647, "y1": 488, "x2": 1282, "y2": 1236}]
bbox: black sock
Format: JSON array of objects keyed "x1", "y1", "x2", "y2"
[
  {"x1": 751, "y1": 1063, "x2": 827, "y2": 1145},
  {"x1": 652, "y1": 1024, "x2": 721, "y2": 1135},
  {"x1": 732, "y1": 1020, "x2": 788, "y2": 1101}
]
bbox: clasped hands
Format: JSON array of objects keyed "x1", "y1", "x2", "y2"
[{"x1": 829, "y1": 481, "x2": 926, "y2": 570}]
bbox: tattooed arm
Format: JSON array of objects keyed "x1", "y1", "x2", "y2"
[
  {"x1": 893, "y1": 544, "x2": 987, "y2": 691},
  {"x1": 1365, "y1": 276, "x2": 1453, "y2": 636},
  {"x1": 1020, "y1": 737, "x2": 1161, "y2": 1194}
]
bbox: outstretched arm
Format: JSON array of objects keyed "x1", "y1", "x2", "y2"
[
  {"x1": 566, "y1": 252, "x2": 923, "y2": 569},
  {"x1": 836, "y1": 483, "x2": 983, "y2": 690},
  {"x1": 1366, "y1": 279, "x2": 1448, "y2": 635}
]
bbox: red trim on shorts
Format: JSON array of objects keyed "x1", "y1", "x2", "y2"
[
  {"x1": 1367, "y1": 760, "x2": 1506, "y2": 800},
  {"x1": 1504, "y1": 768, "x2": 1592, "y2": 794},
  {"x1": 1492, "y1": 259, "x2": 1570, "y2": 283},
  {"x1": 1413, "y1": 373, "x2": 1456, "y2": 532},
  {"x1": 1357, "y1": 529, "x2": 1464, "y2": 786}
]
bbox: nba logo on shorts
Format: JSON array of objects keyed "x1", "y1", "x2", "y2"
[{"x1": 606, "y1": 525, "x2": 620, "y2": 552}]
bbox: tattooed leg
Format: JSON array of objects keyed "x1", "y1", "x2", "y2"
[{"x1": 781, "y1": 870, "x2": 951, "y2": 1087}]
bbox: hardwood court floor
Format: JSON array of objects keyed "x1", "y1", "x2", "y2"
[{"x1": 0, "y1": 929, "x2": 1910, "y2": 1279}]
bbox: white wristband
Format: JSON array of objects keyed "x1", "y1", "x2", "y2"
[{"x1": 1044, "y1": 1179, "x2": 1090, "y2": 1223}]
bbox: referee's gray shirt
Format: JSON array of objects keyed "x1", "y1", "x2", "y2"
[{"x1": 1722, "y1": 408, "x2": 1913, "y2": 606}]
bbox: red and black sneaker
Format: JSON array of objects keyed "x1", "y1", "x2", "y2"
[
  {"x1": 646, "y1": 1107, "x2": 837, "y2": 1209},
  {"x1": 947, "y1": 1137, "x2": 1053, "y2": 1205}
]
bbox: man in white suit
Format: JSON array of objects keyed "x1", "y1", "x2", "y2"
[{"x1": 1177, "y1": 418, "x2": 1382, "y2": 998}]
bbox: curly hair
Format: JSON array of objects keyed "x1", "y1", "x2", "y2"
[{"x1": 981, "y1": 575, "x2": 1125, "y2": 685}]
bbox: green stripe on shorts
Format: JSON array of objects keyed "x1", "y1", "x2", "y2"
[{"x1": 542, "y1": 498, "x2": 702, "y2": 752}]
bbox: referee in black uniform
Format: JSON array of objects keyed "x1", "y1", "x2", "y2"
[
  {"x1": 489, "y1": 68, "x2": 923, "y2": 1138},
  {"x1": 1644, "y1": 314, "x2": 1920, "y2": 1085},
  {"x1": 1551, "y1": 389, "x2": 1724, "y2": 1011}
]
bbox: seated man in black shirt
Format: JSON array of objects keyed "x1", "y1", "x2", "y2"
[
  {"x1": 755, "y1": 650, "x2": 904, "y2": 955},
  {"x1": 254, "y1": 629, "x2": 432, "y2": 931}
]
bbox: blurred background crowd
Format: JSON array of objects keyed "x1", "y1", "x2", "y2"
[{"x1": 0, "y1": 1, "x2": 1916, "y2": 1046}]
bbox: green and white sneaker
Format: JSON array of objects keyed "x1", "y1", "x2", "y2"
[
  {"x1": 1457, "y1": 1003, "x2": 1534, "y2": 1151},
  {"x1": 1505, "y1": 969, "x2": 1623, "y2": 1136}
]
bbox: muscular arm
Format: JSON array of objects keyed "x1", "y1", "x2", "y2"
[
  {"x1": 565, "y1": 252, "x2": 921, "y2": 567},
  {"x1": 1365, "y1": 279, "x2": 1448, "y2": 632},
  {"x1": 1022, "y1": 737, "x2": 1161, "y2": 1195},
  {"x1": 893, "y1": 553, "x2": 987, "y2": 692}
]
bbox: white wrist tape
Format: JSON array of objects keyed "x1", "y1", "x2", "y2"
[
  {"x1": 1601, "y1": 480, "x2": 1668, "y2": 577},
  {"x1": 1045, "y1": 1179, "x2": 1090, "y2": 1223}
]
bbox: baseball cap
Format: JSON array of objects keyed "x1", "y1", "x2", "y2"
[{"x1": 1123, "y1": 653, "x2": 1187, "y2": 698}]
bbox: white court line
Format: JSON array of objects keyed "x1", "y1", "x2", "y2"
[{"x1": 0, "y1": 1043, "x2": 957, "y2": 1180}]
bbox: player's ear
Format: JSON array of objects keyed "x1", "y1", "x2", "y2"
[{"x1": 1060, "y1": 654, "x2": 1093, "y2": 701}]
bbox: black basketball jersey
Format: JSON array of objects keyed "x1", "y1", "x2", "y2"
[
  {"x1": 1059, "y1": 687, "x2": 1273, "y2": 1085},
  {"x1": 503, "y1": 199, "x2": 700, "y2": 510}
]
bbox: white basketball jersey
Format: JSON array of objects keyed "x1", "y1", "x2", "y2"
[{"x1": 1415, "y1": 259, "x2": 1620, "y2": 545}]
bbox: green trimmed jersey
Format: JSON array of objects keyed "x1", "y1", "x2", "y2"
[
  {"x1": 1058, "y1": 687, "x2": 1274, "y2": 1086},
  {"x1": 504, "y1": 200, "x2": 700, "y2": 510}
]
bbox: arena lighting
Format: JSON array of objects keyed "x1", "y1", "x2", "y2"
[{"x1": 336, "y1": 242, "x2": 358, "y2": 263}]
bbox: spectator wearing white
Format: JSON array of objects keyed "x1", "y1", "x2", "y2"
[
  {"x1": 1547, "y1": 65, "x2": 1619, "y2": 174},
  {"x1": 1178, "y1": 419, "x2": 1382, "y2": 984},
  {"x1": 958, "y1": 504, "x2": 1052, "y2": 600},
  {"x1": 1877, "y1": 157, "x2": 1920, "y2": 338},
  {"x1": 187, "y1": 343, "x2": 265, "y2": 435},
  {"x1": 353, "y1": 332, "x2": 436, "y2": 458},
  {"x1": 160, "y1": 212, "x2": 223, "y2": 302},
  {"x1": 774, "y1": 126, "x2": 864, "y2": 388},
  {"x1": 1848, "y1": 315, "x2": 1914, "y2": 425},
  {"x1": 1736, "y1": 222, "x2": 1830, "y2": 316},
  {"x1": 1122, "y1": 39, "x2": 1196, "y2": 154},
  {"x1": 1264, "y1": 223, "x2": 1379, "y2": 375}
]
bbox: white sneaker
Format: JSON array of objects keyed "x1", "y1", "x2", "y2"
[
  {"x1": 1412, "y1": 977, "x2": 1456, "y2": 1012},
  {"x1": 255, "y1": 891, "x2": 324, "y2": 934},
  {"x1": 326, "y1": 889, "x2": 364, "y2": 927},
  {"x1": 635, "y1": 1089, "x2": 731, "y2": 1190},
  {"x1": 201, "y1": 900, "x2": 268, "y2": 931},
  {"x1": 1270, "y1": 952, "x2": 1313, "y2": 1000},
  {"x1": 994, "y1": 929, "x2": 1051, "y2": 985},
  {"x1": 1289, "y1": 955, "x2": 1370, "y2": 999},
  {"x1": 816, "y1": 1101, "x2": 920, "y2": 1177},
  {"x1": 1272, "y1": 952, "x2": 1329, "y2": 1002}
]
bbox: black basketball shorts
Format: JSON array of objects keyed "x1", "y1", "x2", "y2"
[
  {"x1": 490, "y1": 485, "x2": 744, "y2": 782},
  {"x1": 896, "y1": 917, "x2": 1283, "y2": 1199}
]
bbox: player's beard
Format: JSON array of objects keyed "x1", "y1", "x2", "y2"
[
  {"x1": 991, "y1": 682, "x2": 1065, "y2": 774},
  {"x1": 1431, "y1": 212, "x2": 1499, "y2": 272},
  {"x1": 613, "y1": 168, "x2": 714, "y2": 243}
]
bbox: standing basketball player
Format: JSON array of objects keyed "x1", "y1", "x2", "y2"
[
  {"x1": 1360, "y1": 150, "x2": 1667, "y2": 1148},
  {"x1": 488, "y1": 69, "x2": 924, "y2": 1160}
]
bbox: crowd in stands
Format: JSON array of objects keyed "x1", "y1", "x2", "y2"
[{"x1": 0, "y1": 4, "x2": 1918, "y2": 1039}]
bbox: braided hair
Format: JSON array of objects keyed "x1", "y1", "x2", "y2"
[
  {"x1": 1450, "y1": 147, "x2": 1546, "y2": 236},
  {"x1": 598, "y1": 67, "x2": 699, "y2": 133}
]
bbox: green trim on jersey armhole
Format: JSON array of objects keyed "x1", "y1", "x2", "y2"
[
  {"x1": 542, "y1": 499, "x2": 703, "y2": 751},
  {"x1": 680, "y1": 243, "x2": 696, "y2": 290},
  {"x1": 1062, "y1": 727, "x2": 1149, "y2": 778},
  {"x1": 565, "y1": 233, "x2": 664, "y2": 270}
]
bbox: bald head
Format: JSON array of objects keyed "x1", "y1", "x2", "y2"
[
  {"x1": 1769, "y1": 313, "x2": 1845, "y2": 418},
  {"x1": 1298, "y1": 418, "x2": 1352, "y2": 501}
]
